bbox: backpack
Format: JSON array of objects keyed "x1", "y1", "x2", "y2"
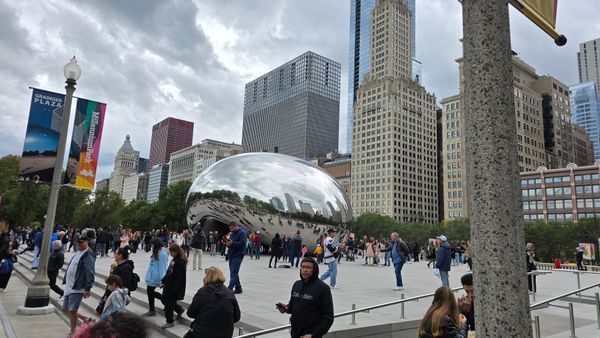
[
  {"x1": 0, "y1": 258, "x2": 14, "y2": 274},
  {"x1": 130, "y1": 273, "x2": 140, "y2": 291}
]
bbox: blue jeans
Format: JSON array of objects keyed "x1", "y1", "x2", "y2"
[
  {"x1": 440, "y1": 270, "x2": 450, "y2": 287},
  {"x1": 293, "y1": 252, "x2": 302, "y2": 267},
  {"x1": 96, "y1": 243, "x2": 106, "y2": 257},
  {"x1": 254, "y1": 244, "x2": 261, "y2": 260},
  {"x1": 394, "y1": 260, "x2": 405, "y2": 287},
  {"x1": 320, "y1": 260, "x2": 337, "y2": 286},
  {"x1": 228, "y1": 255, "x2": 244, "y2": 290}
]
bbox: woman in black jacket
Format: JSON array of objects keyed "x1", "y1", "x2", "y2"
[
  {"x1": 96, "y1": 247, "x2": 136, "y2": 314},
  {"x1": 0, "y1": 238, "x2": 15, "y2": 292},
  {"x1": 187, "y1": 266, "x2": 240, "y2": 338},
  {"x1": 269, "y1": 233, "x2": 283, "y2": 268},
  {"x1": 418, "y1": 286, "x2": 468, "y2": 338},
  {"x1": 160, "y1": 244, "x2": 187, "y2": 329}
]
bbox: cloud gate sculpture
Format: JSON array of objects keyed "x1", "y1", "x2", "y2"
[{"x1": 186, "y1": 153, "x2": 352, "y2": 250}]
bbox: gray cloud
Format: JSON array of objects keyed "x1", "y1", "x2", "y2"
[{"x1": 1, "y1": 0, "x2": 599, "y2": 183}]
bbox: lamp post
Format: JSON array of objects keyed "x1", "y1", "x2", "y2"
[{"x1": 20, "y1": 57, "x2": 81, "y2": 313}]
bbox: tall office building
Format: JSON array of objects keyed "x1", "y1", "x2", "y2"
[
  {"x1": 108, "y1": 135, "x2": 140, "y2": 197},
  {"x1": 578, "y1": 37, "x2": 600, "y2": 95},
  {"x1": 570, "y1": 82, "x2": 600, "y2": 160},
  {"x1": 440, "y1": 53, "x2": 594, "y2": 220},
  {"x1": 241, "y1": 51, "x2": 341, "y2": 159},
  {"x1": 572, "y1": 124, "x2": 595, "y2": 166},
  {"x1": 147, "y1": 164, "x2": 169, "y2": 202},
  {"x1": 351, "y1": 0, "x2": 438, "y2": 223},
  {"x1": 148, "y1": 117, "x2": 194, "y2": 170},
  {"x1": 346, "y1": 0, "x2": 419, "y2": 154},
  {"x1": 122, "y1": 173, "x2": 149, "y2": 203}
]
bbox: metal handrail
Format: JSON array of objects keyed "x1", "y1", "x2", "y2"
[
  {"x1": 234, "y1": 287, "x2": 463, "y2": 338},
  {"x1": 530, "y1": 281, "x2": 600, "y2": 309}
]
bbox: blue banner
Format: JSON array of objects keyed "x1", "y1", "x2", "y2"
[{"x1": 19, "y1": 88, "x2": 66, "y2": 183}]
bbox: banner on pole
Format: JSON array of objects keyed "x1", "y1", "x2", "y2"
[
  {"x1": 63, "y1": 98, "x2": 107, "y2": 190},
  {"x1": 19, "y1": 89, "x2": 65, "y2": 183}
]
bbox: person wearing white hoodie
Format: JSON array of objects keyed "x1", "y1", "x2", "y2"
[{"x1": 101, "y1": 275, "x2": 130, "y2": 320}]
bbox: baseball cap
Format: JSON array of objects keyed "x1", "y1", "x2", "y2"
[
  {"x1": 437, "y1": 235, "x2": 447, "y2": 242},
  {"x1": 77, "y1": 233, "x2": 90, "y2": 242}
]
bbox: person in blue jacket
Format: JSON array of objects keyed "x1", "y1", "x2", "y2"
[
  {"x1": 436, "y1": 235, "x2": 452, "y2": 287},
  {"x1": 225, "y1": 222, "x2": 247, "y2": 294},
  {"x1": 143, "y1": 238, "x2": 169, "y2": 316}
]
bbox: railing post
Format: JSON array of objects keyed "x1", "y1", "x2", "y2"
[
  {"x1": 238, "y1": 327, "x2": 244, "y2": 336},
  {"x1": 569, "y1": 302, "x2": 577, "y2": 338},
  {"x1": 351, "y1": 303, "x2": 356, "y2": 325},
  {"x1": 534, "y1": 315, "x2": 541, "y2": 338},
  {"x1": 595, "y1": 293, "x2": 600, "y2": 329},
  {"x1": 400, "y1": 293, "x2": 405, "y2": 319},
  {"x1": 532, "y1": 272, "x2": 536, "y2": 302},
  {"x1": 576, "y1": 272, "x2": 581, "y2": 296}
]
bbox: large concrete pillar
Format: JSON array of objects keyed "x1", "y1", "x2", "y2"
[{"x1": 462, "y1": 1, "x2": 532, "y2": 337}]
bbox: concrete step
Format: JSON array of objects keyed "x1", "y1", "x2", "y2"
[{"x1": 15, "y1": 254, "x2": 192, "y2": 337}]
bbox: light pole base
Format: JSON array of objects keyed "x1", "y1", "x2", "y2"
[
  {"x1": 17, "y1": 305, "x2": 54, "y2": 316},
  {"x1": 23, "y1": 282, "x2": 51, "y2": 308}
]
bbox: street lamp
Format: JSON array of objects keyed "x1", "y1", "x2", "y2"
[{"x1": 19, "y1": 57, "x2": 81, "y2": 314}]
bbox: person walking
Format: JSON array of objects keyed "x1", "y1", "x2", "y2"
[
  {"x1": 417, "y1": 286, "x2": 468, "y2": 338},
  {"x1": 62, "y1": 232, "x2": 95, "y2": 336},
  {"x1": 526, "y1": 242, "x2": 539, "y2": 292},
  {"x1": 160, "y1": 244, "x2": 187, "y2": 329},
  {"x1": 48, "y1": 240, "x2": 65, "y2": 297},
  {"x1": 31, "y1": 228, "x2": 43, "y2": 269},
  {"x1": 253, "y1": 231, "x2": 263, "y2": 260},
  {"x1": 143, "y1": 238, "x2": 168, "y2": 317},
  {"x1": 186, "y1": 266, "x2": 241, "y2": 338},
  {"x1": 276, "y1": 257, "x2": 334, "y2": 338},
  {"x1": 269, "y1": 233, "x2": 282, "y2": 268},
  {"x1": 291, "y1": 231, "x2": 303, "y2": 268},
  {"x1": 225, "y1": 222, "x2": 247, "y2": 294},
  {"x1": 381, "y1": 232, "x2": 410, "y2": 291},
  {"x1": 319, "y1": 229, "x2": 339, "y2": 288},
  {"x1": 190, "y1": 230, "x2": 205, "y2": 270},
  {"x1": 436, "y1": 235, "x2": 452, "y2": 287},
  {"x1": 208, "y1": 231, "x2": 217, "y2": 256},
  {"x1": 575, "y1": 247, "x2": 587, "y2": 271}
]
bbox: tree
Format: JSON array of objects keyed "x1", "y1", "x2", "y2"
[
  {"x1": 350, "y1": 213, "x2": 397, "y2": 240},
  {"x1": 0, "y1": 155, "x2": 19, "y2": 194},
  {"x1": 55, "y1": 186, "x2": 90, "y2": 227},
  {"x1": 72, "y1": 189, "x2": 125, "y2": 228},
  {"x1": 156, "y1": 181, "x2": 192, "y2": 232}
]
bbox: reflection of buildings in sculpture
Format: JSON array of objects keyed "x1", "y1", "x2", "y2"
[
  {"x1": 284, "y1": 193, "x2": 297, "y2": 213},
  {"x1": 147, "y1": 163, "x2": 169, "y2": 202},
  {"x1": 298, "y1": 200, "x2": 315, "y2": 216},
  {"x1": 270, "y1": 197, "x2": 285, "y2": 211},
  {"x1": 122, "y1": 172, "x2": 149, "y2": 203},
  {"x1": 51, "y1": 106, "x2": 63, "y2": 133},
  {"x1": 168, "y1": 139, "x2": 243, "y2": 186},
  {"x1": 109, "y1": 135, "x2": 140, "y2": 198},
  {"x1": 334, "y1": 198, "x2": 349, "y2": 223},
  {"x1": 326, "y1": 201, "x2": 336, "y2": 221}
]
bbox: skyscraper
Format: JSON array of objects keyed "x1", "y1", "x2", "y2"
[
  {"x1": 570, "y1": 82, "x2": 600, "y2": 160},
  {"x1": 350, "y1": 0, "x2": 438, "y2": 223},
  {"x1": 242, "y1": 51, "x2": 341, "y2": 159},
  {"x1": 578, "y1": 37, "x2": 600, "y2": 95},
  {"x1": 148, "y1": 117, "x2": 194, "y2": 170},
  {"x1": 346, "y1": 0, "x2": 418, "y2": 154}
]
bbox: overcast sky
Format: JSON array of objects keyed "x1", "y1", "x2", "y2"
[{"x1": 2, "y1": 0, "x2": 600, "y2": 182}]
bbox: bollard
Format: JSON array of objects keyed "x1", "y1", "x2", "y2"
[
  {"x1": 351, "y1": 303, "x2": 356, "y2": 325},
  {"x1": 400, "y1": 293, "x2": 405, "y2": 319},
  {"x1": 534, "y1": 315, "x2": 541, "y2": 338},
  {"x1": 569, "y1": 302, "x2": 577, "y2": 338},
  {"x1": 596, "y1": 293, "x2": 600, "y2": 329}
]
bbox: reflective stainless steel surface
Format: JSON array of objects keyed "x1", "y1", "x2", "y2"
[{"x1": 186, "y1": 153, "x2": 352, "y2": 250}]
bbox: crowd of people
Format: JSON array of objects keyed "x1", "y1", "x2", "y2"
[{"x1": 0, "y1": 223, "x2": 590, "y2": 338}]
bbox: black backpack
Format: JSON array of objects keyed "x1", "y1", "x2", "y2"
[{"x1": 130, "y1": 273, "x2": 140, "y2": 291}]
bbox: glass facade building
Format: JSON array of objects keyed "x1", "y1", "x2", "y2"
[
  {"x1": 147, "y1": 163, "x2": 169, "y2": 202},
  {"x1": 346, "y1": 0, "x2": 417, "y2": 154},
  {"x1": 242, "y1": 51, "x2": 341, "y2": 159},
  {"x1": 570, "y1": 82, "x2": 600, "y2": 160}
]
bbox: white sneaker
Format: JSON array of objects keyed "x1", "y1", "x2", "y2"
[
  {"x1": 330, "y1": 285, "x2": 337, "y2": 289},
  {"x1": 393, "y1": 286, "x2": 404, "y2": 291}
]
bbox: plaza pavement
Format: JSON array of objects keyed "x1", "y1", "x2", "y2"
[{"x1": 4, "y1": 248, "x2": 600, "y2": 337}]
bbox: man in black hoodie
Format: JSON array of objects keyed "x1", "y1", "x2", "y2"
[{"x1": 276, "y1": 257, "x2": 334, "y2": 338}]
